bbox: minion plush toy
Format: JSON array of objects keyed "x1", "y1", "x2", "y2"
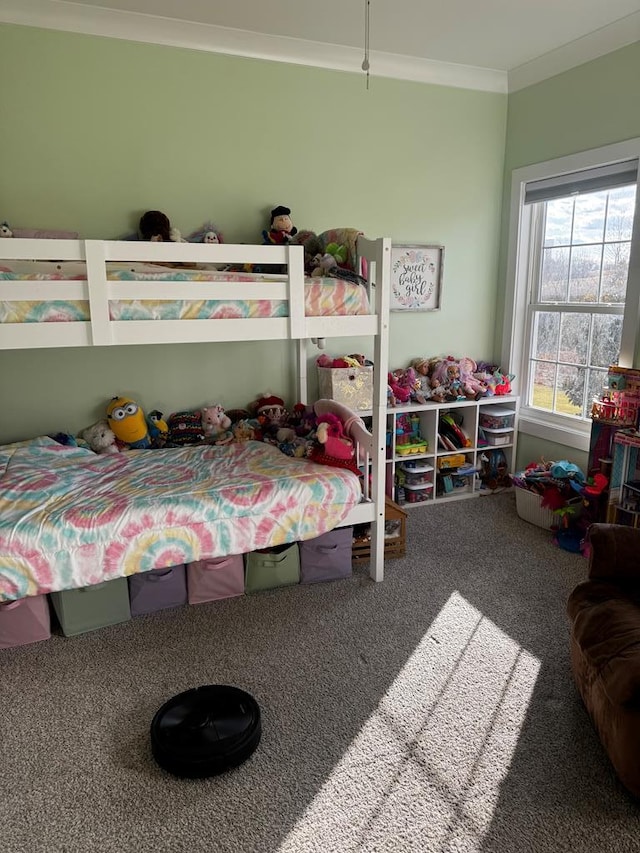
[{"x1": 106, "y1": 396, "x2": 151, "y2": 449}]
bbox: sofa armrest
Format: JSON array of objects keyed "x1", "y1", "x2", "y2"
[{"x1": 588, "y1": 523, "x2": 640, "y2": 581}]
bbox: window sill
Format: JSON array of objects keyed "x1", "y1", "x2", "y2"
[{"x1": 518, "y1": 410, "x2": 591, "y2": 453}]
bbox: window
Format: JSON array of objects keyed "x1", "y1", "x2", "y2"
[{"x1": 503, "y1": 141, "x2": 640, "y2": 451}]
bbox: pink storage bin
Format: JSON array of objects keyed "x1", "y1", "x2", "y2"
[
  {"x1": 0, "y1": 595, "x2": 51, "y2": 650},
  {"x1": 186, "y1": 555, "x2": 245, "y2": 604}
]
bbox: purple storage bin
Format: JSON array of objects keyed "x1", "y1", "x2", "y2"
[
  {"x1": 0, "y1": 595, "x2": 51, "y2": 650},
  {"x1": 299, "y1": 527, "x2": 353, "y2": 584},
  {"x1": 186, "y1": 555, "x2": 245, "y2": 604},
  {"x1": 128, "y1": 565, "x2": 188, "y2": 617}
]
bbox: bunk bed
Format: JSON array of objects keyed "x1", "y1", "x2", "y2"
[{"x1": 0, "y1": 236, "x2": 391, "y2": 600}]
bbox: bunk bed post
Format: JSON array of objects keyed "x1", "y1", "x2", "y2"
[
  {"x1": 369, "y1": 237, "x2": 392, "y2": 582},
  {"x1": 84, "y1": 240, "x2": 112, "y2": 346},
  {"x1": 297, "y1": 338, "x2": 309, "y2": 403}
]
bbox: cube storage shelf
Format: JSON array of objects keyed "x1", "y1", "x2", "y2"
[{"x1": 379, "y1": 396, "x2": 519, "y2": 507}]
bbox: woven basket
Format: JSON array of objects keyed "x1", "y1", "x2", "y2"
[{"x1": 514, "y1": 487, "x2": 557, "y2": 530}]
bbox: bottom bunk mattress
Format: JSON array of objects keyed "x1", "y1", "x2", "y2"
[{"x1": 0, "y1": 437, "x2": 361, "y2": 602}]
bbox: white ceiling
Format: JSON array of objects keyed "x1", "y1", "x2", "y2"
[{"x1": 3, "y1": 0, "x2": 640, "y2": 91}]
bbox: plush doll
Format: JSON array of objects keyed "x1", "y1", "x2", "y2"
[
  {"x1": 79, "y1": 420, "x2": 119, "y2": 455},
  {"x1": 166, "y1": 411, "x2": 206, "y2": 446},
  {"x1": 146, "y1": 409, "x2": 169, "y2": 447},
  {"x1": 310, "y1": 252, "x2": 338, "y2": 277},
  {"x1": 139, "y1": 210, "x2": 184, "y2": 243},
  {"x1": 494, "y1": 370, "x2": 515, "y2": 396},
  {"x1": 187, "y1": 222, "x2": 224, "y2": 244},
  {"x1": 106, "y1": 396, "x2": 151, "y2": 449},
  {"x1": 201, "y1": 404, "x2": 233, "y2": 445},
  {"x1": 0, "y1": 221, "x2": 13, "y2": 238},
  {"x1": 458, "y1": 357, "x2": 488, "y2": 400},
  {"x1": 262, "y1": 205, "x2": 297, "y2": 245},
  {"x1": 309, "y1": 413, "x2": 359, "y2": 474}
]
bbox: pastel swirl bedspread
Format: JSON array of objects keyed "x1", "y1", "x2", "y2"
[
  {"x1": 0, "y1": 262, "x2": 370, "y2": 322},
  {"x1": 0, "y1": 437, "x2": 361, "y2": 601}
]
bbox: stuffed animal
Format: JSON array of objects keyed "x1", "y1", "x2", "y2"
[
  {"x1": 166, "y1": 411, "x2": 206, "y2": 446},
  {"x1": 262, "y1": 205, "x2": 297, "y2": 245},
  {"x1": 79, "y1": 420, "x2": 119, "y2": 455},
  {"x1": 187, "y1": 222, "x2": 224, "y2": 244},
  {"x1": 106, "y1": 396, "x2": 151, "y2": 449},
  {"x1": 201, "y1": 404, "x2": 233, "y2": 445},
  {"x1": 139, "y1": 210, "x2": 184, "y2": 242},
  {"x1": 146, "y1": 409, "x2": 169, "y2": 447},
  {"x1": 315, "y1": 413, "x2": 355, "y2": 460},
  {"x1": 309, "y1": 413, "x2": 360, "y2": 474},
  {"x1": 0, "y1": 221, "x2": 13, "y2": 238},
  {"x1": 310, "y1": 252, "x2": 338, "y2": 277}
]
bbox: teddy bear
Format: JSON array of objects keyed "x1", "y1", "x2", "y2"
[
  {"x1": 201, "y1": 404, "x2": 233, "y2": 445},
  {"x1": 79, "y1": 420, "x2": 119, "y2": 455}
]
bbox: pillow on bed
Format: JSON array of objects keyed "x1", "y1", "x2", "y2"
[{"x1": 11, "y1": 228, "x2": 79, "y2": 239}]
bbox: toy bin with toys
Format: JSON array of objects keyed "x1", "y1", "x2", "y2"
[{"x1": 316, "y1": 354, "x2": 374, "y2": 412}]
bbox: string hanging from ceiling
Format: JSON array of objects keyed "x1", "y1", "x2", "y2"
[{"x1": 362, "y1": 0, "x2": 371, "y2": 89}]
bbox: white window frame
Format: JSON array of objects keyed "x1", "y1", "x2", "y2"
[{"x1": 502, "y1": 138, "x2": 640, "y2": 452}]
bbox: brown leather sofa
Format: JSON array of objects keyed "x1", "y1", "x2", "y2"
[{"x1": 567, "y1": 523, "x2": 640, "y2": 798}]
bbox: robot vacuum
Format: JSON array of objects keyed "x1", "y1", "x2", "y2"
[{"x1": 150, "y1": 685, "x2": 261, "y2": 778}]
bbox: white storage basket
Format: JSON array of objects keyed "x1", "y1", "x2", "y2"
[{"x1": 514, "y1": 487, "x2": 557, "y2": 530}]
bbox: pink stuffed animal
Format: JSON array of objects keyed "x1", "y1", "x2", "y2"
[
  {"x1": 201, "y1": 404, "x2": 233, "y2": 445},
  {"x1": 315, "y1": 413, "x2": 354, "y2": 460}
]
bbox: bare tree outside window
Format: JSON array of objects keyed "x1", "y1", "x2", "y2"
[{"x1": 528, "y1": 185, "x2": 635, "y2": 419}]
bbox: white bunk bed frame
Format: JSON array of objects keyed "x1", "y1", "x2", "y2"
[{"x1": 0, "y1": 237, "x2": 391, "y2": 581}]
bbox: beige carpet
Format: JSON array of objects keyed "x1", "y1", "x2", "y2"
[{"x1": 2, "y1": 491, "x2": 639, "y2": 852}]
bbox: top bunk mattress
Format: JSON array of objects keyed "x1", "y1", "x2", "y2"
[
  {"x1": 0, "y1": 436, "x2": 362, "y2": 602},
  {"x1": 0, "y1": 261, "x2": 370, "y2": 322}
]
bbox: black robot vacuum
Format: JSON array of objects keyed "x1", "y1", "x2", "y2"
[{"x1": 150, "y1": 685, "x2": 261, "y2": 778}]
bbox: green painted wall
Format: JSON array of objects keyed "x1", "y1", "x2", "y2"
[
  {"x1": 0, "y1": 24, "x2": 506, "y2": 443},
  {"x1": 499, "y1": 41, "x2": 640, "y2": 470}
]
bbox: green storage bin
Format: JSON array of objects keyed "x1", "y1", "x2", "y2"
[
  {"x1": 49, "y1": 577, "x2": 131, "y2": 637},
  {"x1": 244, "y1": 543, "x2": 300, "y2": 593}
]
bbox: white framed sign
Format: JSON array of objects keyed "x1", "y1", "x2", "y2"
[{"x1": 390, "y1": 244, "x2": 444, "y2": 312}]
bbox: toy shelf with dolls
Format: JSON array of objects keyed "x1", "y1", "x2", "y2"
[
  {"x1": 316, "y1": 353, "x2": 519, "y2": 508},
  {"x1": 385, "y1": 395, "x2": 519, "y2": 506}
]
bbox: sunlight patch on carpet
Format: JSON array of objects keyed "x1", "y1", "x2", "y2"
[{"x1": 277, "y1": 591, "x2": 541, "y2": 853}]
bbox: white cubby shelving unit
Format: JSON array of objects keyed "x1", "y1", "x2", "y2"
[{"x1": 378, "y1": 395, "x2": 519, "y2": 507}]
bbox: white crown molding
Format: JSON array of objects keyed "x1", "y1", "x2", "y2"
[
  {"x1": 508, "y1": 10, "x2": 640, "y2": 92},
  {"x1": 0, "y1": 0, "x2": 507, "y2": 93}
]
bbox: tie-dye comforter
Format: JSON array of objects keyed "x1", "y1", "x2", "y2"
[
  {"x1": 0, "y1": 261, "x2": 370, "y2": 322},
  {"x1": 0, "y1": 437, "x2": 361, "y2": 602}
]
